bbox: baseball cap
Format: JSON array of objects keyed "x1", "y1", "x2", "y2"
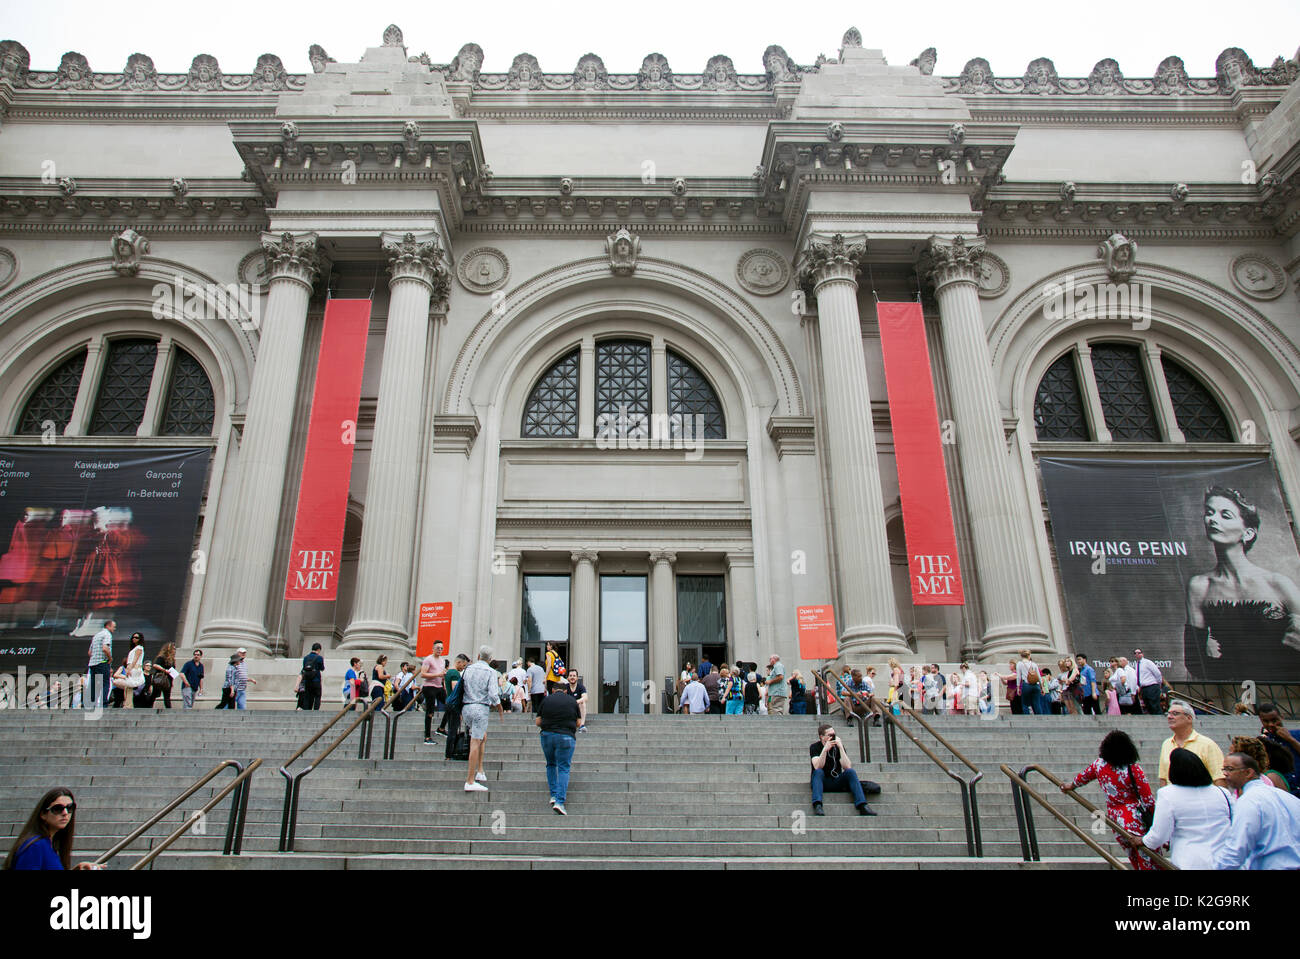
[{"x1": 236, "y1": 647, "x2": 247, "y2": 654}]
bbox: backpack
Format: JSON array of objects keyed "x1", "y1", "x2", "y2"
[
  {"x1": 301, "y1": 657, "x2": 319, "y2": 685},
  {"x1": 1026, "y1": 664, "x2": 1040, "y2": 685},
  {"x1": 552, "y1": 656, "x2": 566, "y2": 677}
]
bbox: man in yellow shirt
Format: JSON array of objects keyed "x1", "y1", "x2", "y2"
[{"x1": 1157, "y1": 700, "x2": 1226, "y2": 787}]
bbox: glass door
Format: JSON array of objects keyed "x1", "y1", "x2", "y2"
[
  {"x1": 599, "y1": 575, "x2": 647, "y2": 713},
  {"x1": 601, "y1": 645, "x2": 648, "y2": 714}
]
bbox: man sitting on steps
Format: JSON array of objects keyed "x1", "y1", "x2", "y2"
[{"x1": 810, "y1": 722, "x2": 880, "y2": 816}]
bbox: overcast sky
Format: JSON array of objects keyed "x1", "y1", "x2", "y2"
[{"x1": 6, "y1": 0, "x2": 1300, "y2": 77}]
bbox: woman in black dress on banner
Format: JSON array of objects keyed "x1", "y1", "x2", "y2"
[{"x1": 1184, "y1": 485, "x2": 1300, "y2": 681}]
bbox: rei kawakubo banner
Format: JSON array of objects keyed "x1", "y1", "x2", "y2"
[
  {"x1": 876, "y1": 301, "x2": 965, "y2": 605},
  {"x1": 1040, "y1": 455, "x2": 1300, "y2": 682},
  {"x1": 284, "y1": 298, "x2": 371, "y2": 601}
]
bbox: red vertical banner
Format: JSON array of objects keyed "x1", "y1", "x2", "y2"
[
  {"x1": 416, "y1": 602, "x2": 452, "y2": 657},
  {"x1": 284, "y1": 299, "x2": 371, "y2": 601},
  {"x1": 876, "y1": 301, "x2": 965, "y2": 606}
]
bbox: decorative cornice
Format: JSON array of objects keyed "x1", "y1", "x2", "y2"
[
  {"x1": 766, "y1": 416, "x2": 816, "y2": 458},
  {"x1": 922, "y1": 235, "x2": 985, "y2": 290},
  {"x1": 0, "y1": 176, "x2": 267, "y2": 226},
  {"x1": 260, "y1": 231, "x2": 320, "y2": 288},
  {"x1": 431, "y1": 414, "x2": 480, "y2": 455}
]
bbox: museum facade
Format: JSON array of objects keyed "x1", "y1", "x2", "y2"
[{"x1": 1, "y1": 26, "x2": 1299, "y2": 708}]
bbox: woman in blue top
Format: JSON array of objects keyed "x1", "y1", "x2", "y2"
[{"x1": 4, "y1": 787, "x2": 98, "y2": 871}]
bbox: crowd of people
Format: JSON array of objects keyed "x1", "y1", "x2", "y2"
[{"x1": 1058, "y1": 701, "x2": 1300, "y2": 870}]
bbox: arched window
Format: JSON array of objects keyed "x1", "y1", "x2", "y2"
[
  {"x1": 1090, "y1": 344, "x2": 1159, "y2": 440},
  {"x1": 667, "y1": 349, "x2": 726, "y2": 439},
  {"x1": 89, "y1": 338, "x2": 158, "y2": 435},
  {"x1": 595, "y1": 339, "x2": 651, "y2": 425},
  {"x1": 521, "y1": 349, "x2": 581, "y2": 438},
  {"x1": 1162, "y1": 355, "x2": 1231, "y2": 442},
  {"x1": 1033, "y1": 352, "x2": 1088, "y2": 441},
  {"x1": 17, "y1": 350, "x2": 86, "y2": 435},
  {"x1": 1033, "y1": 340, "x2": 1234, "y2": 443},
  {"x1": 161, "y1": 348, "x2": 216, "y2": 436}
]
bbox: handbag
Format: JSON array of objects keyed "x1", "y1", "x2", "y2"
[{"x1": 1128, "y1": 766, "x2": 1155, "y2": 831}]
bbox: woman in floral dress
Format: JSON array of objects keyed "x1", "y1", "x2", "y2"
[{"x1": 1061, "y1": 730, "x2": 1156, "y2": 869}]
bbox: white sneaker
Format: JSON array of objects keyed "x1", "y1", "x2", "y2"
[
  {"x1": 464, "y1": 782, "x2": 489, "y2": 792},
  {"x1": 549, "y1": 797, "x2": 557, "y2": 808},
  {"x1": 475, "y1": 771, "x2": 487, "y2": 782}
]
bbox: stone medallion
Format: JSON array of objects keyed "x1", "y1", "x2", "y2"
[
  {"x1": 0, "y1": 248, "x2": 17, "y2": 291},
  {"x1": 736, "y1": 248, "x2": 789, "y2": 296},
  {"x1": 237, "y1": 248, "x2": 271, "y2": 290},
  {"x1": 1229, "y1": 253, "x2": 1286, "y2": 300},
  {"x1": 457, "y1": 247, "x2": 509, "y2": 293},
  {"x1": 976, "y1": 250, "x2": 1010, "y2": 299}
]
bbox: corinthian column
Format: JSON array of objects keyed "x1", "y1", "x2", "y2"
[
  {"x1": 570, "y1": 551, "x2": 599, "y2": 695},
  {"x1": 342, "y1": 233, "x2": 448, "y2": 651},
  {"x1": 925, "y1": 235, "x2": 1051, "y2": 660},
  {"x1": 800, "y1": 234, "x2": 909, "y2": 657},
  {"x1": 201, "y1": 232, "x2": 321, "y2": 654},
  {"x1": 648, "y1": 550, "x2": 677, "y2": 713}
]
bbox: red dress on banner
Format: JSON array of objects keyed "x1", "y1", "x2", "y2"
[
  {"x1": 1071, "y1": 758, "x2": 1157, "y2": 870},
  {"x1": 0, "y1": 514, "x2": 52, "y2": 602},
  {"x1": 73, "y1": 522, "x2": 144, "y2": 609}
]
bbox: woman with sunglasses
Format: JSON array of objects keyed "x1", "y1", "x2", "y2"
[{"x1": 3, "y1": 788, "x2": 101, "y2": 870}]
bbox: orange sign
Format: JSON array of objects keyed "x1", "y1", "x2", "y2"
[
  {"x1": 417, "y1": 602, "x2": 452, "y2": 658},
  {"x1": 797, "y1": 605, "x2": 838, "y2": 660}
]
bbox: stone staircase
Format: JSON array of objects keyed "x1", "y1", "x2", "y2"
[{"x1": 0, "y1": 709, "x2": 1258, "y2": 869}]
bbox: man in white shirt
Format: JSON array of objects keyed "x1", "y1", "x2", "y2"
[
  {"x1": 507, "y1": 659, "x2": 528, "y2": 691},
  {"x1": 1214, "y1": 752, "x2": 1300, "y2": 870},
  {"x1": 679, "y1": 674, "x2": 709, "y2": 714},
  {"x1": 1115, "y1": 657, "x2": 1139, "y2": 714},
  {"x1": 961, "y1": 662, "x2": 979, "y2": 716},
  {"x1": 1133, "y1": 648, "x2": 1164, "y2": 714},
  {"x1": 525, "y1": 657, "x2": 547, "y2": 713},
  {"x1": 86, "y1": 619, "x2": 115, "y2": 709}
]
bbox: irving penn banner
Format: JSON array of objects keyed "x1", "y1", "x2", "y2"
[
  {"x1": 284, "y1": 299, "x2": 371, "y2": 601},
  {"x1": 875, "y1": 301, "x2": 965, "y2": 605}
]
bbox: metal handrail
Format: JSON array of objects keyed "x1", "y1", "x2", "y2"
[
  {"x1": 130, "y1": 759, "x2": 263, "y2": 870},
  {"x1": 279, "y1": 696, "x2": 383, "y2": 852},
  {"x1": 377, "y1": 693, "x2": 425, "y2": 760},
  {"x1": 880, "y1": 705, "x2": 984, "y2": 857},
  {"x1": 94, "y1": 758, "x2": 258, "y2": 867},
  {"x1": 1164, "y1": 686, "x2": 1229, "y2": 716},
  {"x1": 814, "y1": 668, "x2": 870, "y2": 763},
  {"x1": 1002, "y1": 764, "x2": 1176, "y2": 870}
]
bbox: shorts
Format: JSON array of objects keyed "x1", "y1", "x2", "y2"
[{"x1": 462, "y1": 703, "x2": 490, "y2": 739}]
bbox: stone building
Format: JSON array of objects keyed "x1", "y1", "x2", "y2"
[{"x1": 1, "y1": 26, "x2": 1298, "y2": 708}]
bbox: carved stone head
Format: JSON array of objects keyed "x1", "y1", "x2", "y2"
[
  {"x1": 508, "y1": 53, "x2": 542, "y2": 89},
  {"x1": 56, "y1": 51, "x2": 92, "y2": 89},
  {"x1": 1087, "y1": 58, "x2": 1123, "y2": 94},
  {"x1": 308, "y1": 44, "x2": 334, "y2": 74},
  {"x1": 280, "y1": 120, "x2": 298, "y2": 141},
  {"x1": 123, "y1": 53, "x2": 157, "y2": 90},
  {"x1": 1023, "y1": 57, "x2": 1058, "y2": 94},
  {"x1": 638, "y1": 53, "x2": 672, "y2": 89},
  {"x1": 910, "y1": 47, "x2": 937, "y2": 76},
  {"x1": 1097, "y1": 233, "x2": 1138, "y2": 282},
  {"x1": 383, "y1": 24, "x2": 405, "y2": 48},
  {"x1": 559, "y1": 177, "x2": 574, "y2": 195},
  {"x1": 187, "y1": 54, "x2": 222, "y2": 90},
  {"x1": 1060, "y1": 181, "x2": 1077, "y2": 202},
  {"x1": 703, "y1": 54, "x2": 737, "y2": 89},
  {"x1": 606, "y1": 227, "x2": 641, "y2": 276},
  {"x1": 763, "y1": 45, "x2": 797, "y2": 84},
  {"x1": 0, "y1": 40, "x2": 31, "y2": 87},
  {"x1": 948, "y1": 123, "x2": 966, "y2": 144},
  {"x1": 827, "y1": 121, "x2": 844, "y2": 142},
  {"x1": 1170, "y1": 183, "x2": 1189, "y2": 203},
  {"x1": 250, "y1": 54, "x2": 287, "y2": 91},
  {"x1": 671, "y1": 177, "x2": 687, "y2": 196},
  {"x1": 171, "y1": 177, "x2": 189, "y2": 197},
  {"x1": 450, "y1": 43, "x2": 484, "y2": 83},
  {"x1": 1216, "y1": 47, "x2": 1259, "y2": 92},
  {"x1": 958, "y1": 58, "x2": 993, "y2": 93},
  {"x1": 110, "y1": 229, "x2": 150, "y2": 277},
  {"x1": 573, "y1": 53, "x2": 607, "y2": 89},
  {"x1": 1153, "y1": 56, "x2": 1189, "y2": 95}
]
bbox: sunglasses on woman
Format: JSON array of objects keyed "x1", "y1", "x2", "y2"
[{"x1": 45, "y1": 803, "x2": 76, "y2": 815}]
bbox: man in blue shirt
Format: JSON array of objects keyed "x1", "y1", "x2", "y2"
[
  {"x1": 179, "y1": 649, "x2": 205, "y2": 709},
  {"x1": 1214, "y1": 752, "x2": 1300, "y2": 869},
  {"x1": 698, "y1": 654, "x2": 712, "y2": 678},
  {"x1": 1074, "y1": 654, "x2": 1099, "y2": 715}
]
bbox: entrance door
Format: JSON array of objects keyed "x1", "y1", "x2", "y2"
[{"x1": 600, "y1": 644, "x2": 648, "y2": 714}]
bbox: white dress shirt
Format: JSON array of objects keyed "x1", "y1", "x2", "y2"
[
  {"x1": 1142, "y1": 784, "x2": 1233, "y2": 869},
  {"x1": 1134, "y1": 657, "x2": 1163, "y2": 689}
]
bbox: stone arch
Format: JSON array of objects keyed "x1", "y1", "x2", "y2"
[
  {"x1": 0, "y1": 256, "x2": 257, "y2": 431},
  {"x1": 443, "y1": 256, "x2": 804, "y2": 422}
]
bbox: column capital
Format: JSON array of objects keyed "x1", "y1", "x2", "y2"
[
  {"x1": 570, "y1": 549, "x2": 599, "y2": 565},
  {"x1": 923, "y1": 234, "x2": 986, "y2": 292},
  {"x1": 797, "y1": 233, "x2": 866, "y2": 293},
  {"x1": 381, "y1": 231, "x2": 450, "y2": 300},
  {"x1": 261, "y1": 231, "x2": 321, "y2": 289},
  {"x1": 648, "y1": 549, "x2": 677, "y2": 566}
]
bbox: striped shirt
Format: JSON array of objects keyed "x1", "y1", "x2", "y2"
[{"x1": 233, "y1": 661, "x2": 249, "y2": 692}]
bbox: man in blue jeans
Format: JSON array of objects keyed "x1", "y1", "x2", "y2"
[
  {"x1": 536, "y1": 684, "x2": 582, "y2": 815},
  {"x1": 810, "y1": 723, "x2": 880, "y2": 816}
]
